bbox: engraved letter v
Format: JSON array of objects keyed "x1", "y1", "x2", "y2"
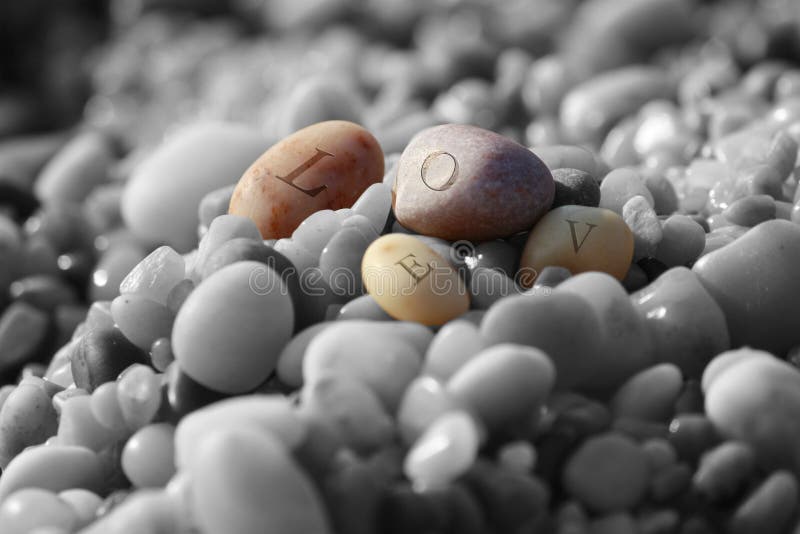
[{"x1": 565, "y1": 219, "x2": 598, "y2": 253}]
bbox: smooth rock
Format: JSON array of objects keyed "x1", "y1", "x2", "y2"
[
  {"x1": 519, "y1": 205, "x2": 634, "y2": 284},
  {"x1": 69, "y1": 327, "x2": 150, "y2": 393},
  {"x1": 424, "y1": 319, "x2": 487, "y2": 381},
  {"x1": 599, "y1": 167, "x2": 654, "y2": 215},
  {"x1": 722, "y1": 194, "x2": 776, "y2": 227},
  {"x1": 0, "y1": 445, "x2": 104, "y2": 501},
  {"x1": 393, "y1": 124, "x2": 554, "y2": 241},
  {"x1": 35, "y1": 131, "x2": 113, "y2": 205},
  {"x1": 362, "y1": 233, "x2": 469, "y2": 326},
  {"x1": 0, "y1": 488, "x2": 78, "y2": 534},
  {"x1": 122, "y1": 123, "x2": 267, "y2": 252},
  {"x1": 655, "y1": 214, "x2": 706, "y2": 267},
  {"x1": 610, "y1": 364, "x2": 682, "y2": 422},
  {"x1": 692, "y1": 220, "x2": 800, "y2": 354},
  {"x1": 622, "y1": 195, "x2": 662, "y2": 260},
  {"x1": 0, "y1": 378, "x2": 58, "y2": 469},
  {"x1": 397, "y1": 375, "x2": 460, "y2": 445},
  {"x1": 729, "y1": 470, "x2": 798, "y2": 534},
  {"x1": 550, "y1": 168, "x2": 601, "y2": 208},
  {"x1": 229, "y1": 120, "x2": 384, "y2": 240},
  {"x1": 172, "y1": 261, "x2": 293, "y2": 394}
]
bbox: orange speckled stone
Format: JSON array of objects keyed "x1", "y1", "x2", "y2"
[{"x1": 229, "y1": 120, "x2": 384, "y2": 239}]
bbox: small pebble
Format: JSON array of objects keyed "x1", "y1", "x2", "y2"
[
  {"x1": 69, "y1": 326, "x2": 149, "y2": 393},
  {"x1": 0, "y1": 301, "x2": 49, "y2": 374},
  {"x1": 722, "y1": 194, "x2": 776, "y2": 227},
  {"x1": 0, "y1": 488, "x2": 78, "y2": 534},
  {"x1": 0, "y1": 377, "x2": 58, "y2": 469},
  {"x1": 610, "y1": 364, "x2": 682, "y2": 422},
  {"x1": 397, "y1": 375, "x2": 460, "y2": 445},
  {"x1": 599, "y1": 167, "x2": 655, "y2": 215},
  {"x1": 728, "y1": 470, "x2": 798, "y2": 534},
  {"x1": 118, "y1": 245, "x2": 185, "y2": 305},
  {"x1": 110, "y1": 294, "x2": 175, "y2": 352},
  {"x1": 424, "y1": 319, "x2": 486, "y2": 381},
  {"x1": 551, "y1": 168, "x2": 601, "y2": 208},
  {"x1": 655, "y1": 214, "x2": 707, "y2": 267},
  {"x1": 693, "y1": 441, "x2": 755, "y2": 501},
  {"x1": 121, "y1": 423, "x2": 176, "y2": 488},
  {"x1": 622, "y1": 194, "x2": 663, "y2": 260}
]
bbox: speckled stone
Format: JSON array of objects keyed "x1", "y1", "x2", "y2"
[{"x1": 393, "y1": 124, "x2": 554, "y2": 241}]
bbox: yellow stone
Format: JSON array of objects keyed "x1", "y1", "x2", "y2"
[
  {"x1": 362, "y1": 234, "x2": 469, "y2": 326},
  {"x1": 519, "y1": 205, "x2": 634, "y2": 285}
]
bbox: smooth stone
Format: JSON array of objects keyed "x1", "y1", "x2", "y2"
[
  {"x1": 121, "y1": 423, "x2": 176, "y2": 488},
  {"x1": 692, "y1": 220, "x2": 800, "y2": 354},
  {"x1": 557, "y1": 272, "x2": 655, "y2": 393},
  {"x1": 9, "y1": 275, "x2": 78, "y2": 312},
  {"x1": 352, "y1": 182, "x2": 392, "y2": 233},
  {"x1": 599, "y1": 167, "x2": 654, "y2": 215},
  {"x1": 704, "y1": 353, "x2": 800, "y2": 473},
  {"x1": 303, "y1": 321, "x2": 424, "y2": 411},
  {"x1": 165, "y1": 365, "x2": 228, "y2": 420},
  {"x1": 292, "y1": 210, "x2": 342, "y2": 259},
  {"x1": 192, "y1": 427, "x2": 331, "y2": 534},
  {"x1": 404, "y1": 411, "x2": 481, "y2": 492},
  {"x1": 560, "y1": 66, "x2": 673, "y2": 144},
  {"x1": 175, "y1": 395, "x2": 306, "y2": 470},
  {"x1": 551, "y1": 168, "x2": 601, "y2": 208},
  {"x1": 622, "y1": 195, "x2": 662, "y2": 260},
  {"x1": 192, "y1": 214, "x2": 262, "y2": 280},
  {"x1": 276, "y1": 323, "x2": 333, "y2": 388},
  {"x1": 469, "y1": 240, "x2": 519, "y2": 276},
  {"x1": 198, "y1": 184, "x2": 236, "y2": 230},
  {"x1": 118, "y1": 245, "x2": 185, "y2": 305},
  {"x1": 610, "y1": 364, "x2": 682, "y2": 422},
  {"x1": 0, "y1": 488, "x2": 78, "y2": 534},
  {"x1": 722, "y1": 194, "x2": 776, "y2": 227},
  {"x1": 276, "y1": 75, "x2": 363, "y2": 138},
  {"x1": 229, "y1": 120, "x2": 384, "y2": 240},
  {"x1": 336, "y1": 294, "x2": 392, "y2": 321},
  {"x1": 56, "y1": 396, "x2": 116, "y2": 452},
  {"x1": 519, "y1": 205, "x2": 634, "y2": 284},
  {"x1": 693, "y1": 441, "x2": 755, "y2": 501},
  {"x1": 0, "y1": 445, "x2": 104, "y2": 501},
  {"x1": 480, "y1": 293, "x2": 601, "y2": 390},
  {"x1": 729, "y1": 471, "x2": 798, "y2": 534},
  {"x1": 172, "y1": 261, "x2": 293, "y2": 394},
  {"x1": 199, "y1": 237, "x2": 274, "y2": 280},
  {"x1": 397, "y1": 375, "x2": 460, "y2": 445},
  {"x1": 362, "y1": 233, "x2": 469, "y2": 326},
  {"x1": 0, "y1": 301, "x2": 49, "y2": 373},
  {"x1": 69, "y1": 327, "x2": 150, "y2": 393},
  {"x1": 562, "y1": 432, "x2": 650, "y2": 513},
  {"x1": 34, "y1": 131, "x2": 114, "y2": 205},
  {"x1": 122, "y1": 123, "x2": 267, "y2": 252},
  {"x1": 111, "y1": 294, "x2": 174, "y2": 352},
  {"x1": 0, "y1": 378, "x2": 58, "y2": 469},
  {"x1": 424, "y1": 319, "x2": 487, "y2": 382},
  {"x1": 393, "y1": 123, "x2": 554, "y2": 241},
  {"x1": 530, "y1": 145, "x2": 602, "y2": 178},
  {"x1": 643, "y1": 172, "x2": 679, "y2": 215},
  {"x1": 319, "y1": 225, "x2": 373, "y2": 299},
  {"x1": 446, "y1": 344, "x2": 554, "y2": 431},
  {"x1": 631, "y1": 267, "x2": 729, "y2": 378},
  {"x1": 655, "y1": 214, "x2": 706, "y2": 267}
]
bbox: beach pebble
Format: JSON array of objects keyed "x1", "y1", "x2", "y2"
[
  {"x1": 530, "y1": 145, "x2": 602, "y2": 178},
  {"x1": 0, "y1": 301, "x2": 49, "y2": 373},
  {"x1": 192, "y1": 214, "x2": 262, "y2": 279},
  {"x1": 562, "y1": 432, "x2": 650, "y2": 513},
  {"x1": 0, "y1": 445, "x2": 104, "y2": 501},
  {"x1": 117, "y1": 246, "x2": 185, "y2": 305},
  {"x1": 520, "y1": 206, "x2": 634, "y2": 284},
  {"x1": 362, "y1": 233, "x2": 469, "y2": 326},
  {"x1": 480, "y1": 292, "x2": 601, "y2": 390},
  {"x1": 9, "y1": 275, "x2": 78, "y2": 313},
  {"x1": 89, "y1": 242, "x2": 147, "y2": 302},
  {"x1": 610, "y1": 364, "x2": 682, "y2": 422},
  {"x1": 424, "y1": 320, "x2": 486, "y2": 381},
  {"x1": 693, "y1": 441, "x2": 755, "y2": 501},
  {"x1": 704, "y1": 352, "x2": 800, "y2": 473},
  {"x1": 56, "y1": 395, "x2": 117, "y2": 452},
  {"x1": 622, "y1": 195, "x2": 663, "y2": 260},
  {"x1": 397, "y1": 375, "x2": 460, "y2": 445},
  {"x1": 69, "y1": 327, "x2": 149, "y2": 393},
  {"x1": 111, "y1": 294, "x2": 174, "y2": 352},
  {"x1": 172, "y1": 261, "x2": 293, "y2": 394},
  {"x1": 655, "y1": 214, "x2": 706, "y2": 267},
  {"x1": 728, "y1": 470, "x2": 798, "y2": 534},
  {"x1": 446, "y1": 344, "x2": 554, "y2": 431},
  {"x1": 0, "y1": 377, "x2": 58, "y2": 469},
  {"x1": 303, "y1": 321, "x2": 423, "y2": 411},
  {"x1": 58, "y1": 489, "x2": 103, "y2": 528},
  {"x1": 632, "y1": 267, "x2": 730, "y2": 378},
  {"x1": 599, "y1": 167, "x2": 655, "y2": 215},
  {"x1": 693, "y1": 220, "x2": 800, "y2": 353},
  {"x1": 722, "y1": 194, "x2": 776, "y2": 227},
  {"x1": 276, "y1": 323, "x2": 333, "y2": 388},
  {"x1": 393, "y1": 124, "x2": 554, "y2": 241},
  {"x1": 191, "y1": 427, "x2": 331, "y2": 534},
  {"x1": 404, "y1": 411, "x2": 481, "y2": 491},
  {"x1": 122, "y1": 123, "x2": 267, "y2": 252},
  {"x1": 336, "y1": 294, "x2": 392, "y2": 321},
  {"x1": 0, "y1": 488, "x2": 78, "y2": 534},
  {"x1": 319, "y1": 225, "x2": 374, "y2": 298},
  {"x1": 198, "y1": 184, "x2": 236, "y2": 231},
  {"x1": 643, "y1": 172, "x2": 679, "y2": 215},
  {"x1": 277, "y1": 75, "x2": 363, "y2": 137},
  {"x1": 292, "y1": 210, "x2": 342, "y2": 259},
  {"x1": 352, "y1": 182, "x2": 392, "y2": 233},
  {"x1": 229, "y1": 120, "x2": 384, "y2": 240},
  {"x1": 121, "y1": 423, "x2": 176, "y2": 488},
  {"x1": 557, "y1": 272, "x2": 654, "y2": 393},
  {"x1": 116, "y1": 364, "x2": 161, "y2": 431},
  {"x1": 550, "y1": 168, "x2": 601, "y2": 208}
]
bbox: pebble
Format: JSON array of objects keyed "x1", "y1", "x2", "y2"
[
  {"x1": 117, "y1": 246, "x2": 184, "y2": 306},
  {"x1": 56, "y1": 395, "x2": 117, "y2": 452},
  {"x1": 199, "y1": 237, "x2": 276, "y2": 280},
  {"x1": 165, "y1": 364, "x2": 228, "y2": 419},
  {"x1": 704, "y1": 353, "x2": 800, "y2": 473},
  {"x1": 336, "y1": 294, "x2": 393, "y2": 321},
  {"x1": 392, "y1": 124, "x2": 554, "y2": 241},
  {"x1": 446, "y1": 343, "x2": 554, "y2": 431},
  {"x1": 610, "y1": 364, "x2": 682, "y2": 422},
  {"x1": 116, "y1": 364, "x2": 162, "y2": 430},
  {"x1": 89, "y1": 242, "x2": 147, "y2": 302},
  {"x1": 123, "y1": 123, "x2": 266, "y2": 250},
  {"x1": 352, "y1": 182, "x2": 392, "y2": 233},
  {"x1": 193, "y1": 214, "x2": 263, "y2": 279},
  {"x1": 121, "y1": 423, "x2": 176, "y2": 488},
  {"x1": 277, "y1": 75, "x2": 363, "y2": 137},
  {"x1": 191, "y1": 427, "x2": 331, "y2": 534},
  {"x1": 692, "y1": 220, "x2": 800, "y2": 354},
  {"x1": 622, "y1": 194, "x2": 663, "y2": 260},
  {"x1": 0, "y1": 301, "x2": 49, "y2": 373},
  {"x1": 110, "y1": 294, "x2": 175, "y2": 352},
  {"x1": 693, "y1": 441, "x2": 755, "y2": 501},
  {"x1": 424, "y1": 319, "x2": 486, "y2": 381},
  {"x1": 301, "y1": 373, "x2": 394, "y2": 455},
  {"x1": 58, "y1": 489, "x2": 103, "y2": 529},
  {"x1": 69, "y1": 326, "x2": 150, "y2": 393},
  {"x1": 229, "y1": 120, "x2": 384, "y2": 240},
  {"x1": 9, "y1": 275, "x2": 78, "y2": 312},
  {"x1": 530, "y1": 145, "x2": 602, "y2": 178},
  {"x1": 557, "y1": 272, "x2": 654, "y2": 393},
  {"x1": 276, "y1": 323, "x2": 333, "y2": 388},
  {"x1": 562, "y1": 432, "x2": 650, "y2": 513},
  {"x1": 292, "y1": 209, "x2": 342, "y2": 259},
  {"x1": 480, "y1": 292, "x2": 601, "y2": 390},
  {"x1": 0, "y1": 488, "x2": 78, "y2": 534},
  {"x1": 519, "y1": 205, "x2": 634, "y2": 283},
  {"x1": 34, "y1": 131, "x2": 114, "y2": 206},
  {"x1": 667, "y1": 414, "x2": 721, "y2": 465},
  {"x1": 397, "y1": 375, "x2": 460, "y2": 445},
  {"x1": 560, "y1": 66, "x2": 673, "y2": 144},
  {"x1": 722, "y1": 194, "x2": 776, "y2": 227},
  {"x1": 0, "y1": 444, "x2": 104, "y2": 501},
  {"x1": 198, "y1": 184, "x2": 236, "y2": 231},
  {"x1": 631, "y1": 267, "x2": 730, "y2": 378},
  {"x1": 88, "y1": 382, "x2": 128, "y2": 437},
  {"x1": 0, "y1": 377, "x2": 58, "y2": 469},
  {"x1": 303, "y1": 321, "x2": 423, "y2": 411},
  {"x1": 550, "y1": 168, "x2": 601, "y2": 209},
  {"x1": 728, "y1": 470, "x2": 798, "y2": 534},
  {"x1": 599, "y1": 167, "x2": 655, "y2": 215},
  {"x1": 319, "y1": 225, "x2": 374, "y2": 298},
  {"x1": 654, "y1": 214, "x2": 706, "y2": 268},
  {"x1": 643, "y1": 172, "x2": 679, "y2": 215},
  {"x1": 404, "y1": 411, "x2": 481, "y2": 492},
  {"x1": 361, "y1": 233, "x2": 469, "y2": 326},
  {"x1": 172, "y1": 261, "x2": 293, "y2": 393}
]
